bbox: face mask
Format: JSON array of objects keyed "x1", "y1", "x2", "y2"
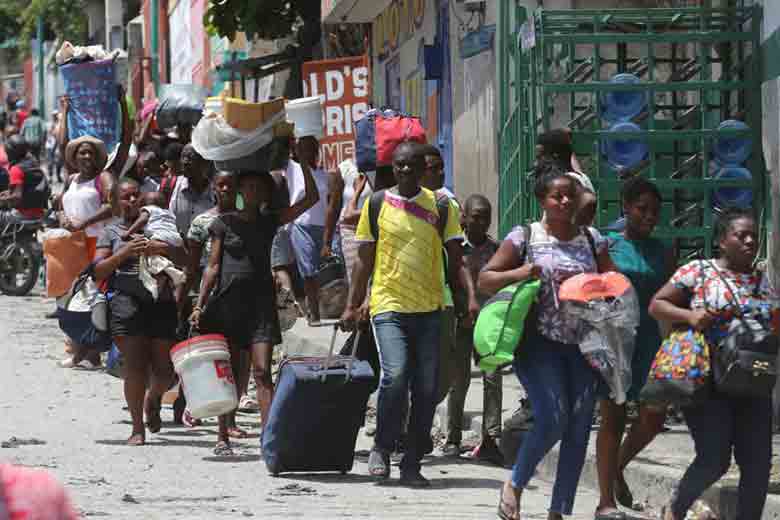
[{"x1": 236, "y1": 193, "x2": 245, "y2": 211}]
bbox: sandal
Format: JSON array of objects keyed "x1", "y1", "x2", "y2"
[
  {"x1": 367, "y1": 449, "x2": 390, "y2": 479},
  {"x1": 497, "y1": 484, "x2": 519, "y2": 519},
  {"x1": 615, "y1": 477, "x2": 634, "y2": 509},
  {"x1": 145, "y1": 396, "x2": 162, "y2": 434},
  {"x1": 127, "y1": 432, "x2": 145, "y2": 446},
  {"x1": 183, "y1": 409, "x2": 202, "y2": 428},
  {"x1": 213, "y1": 441, "x2": 234, "y2": 456},
  {"x1": 594, "y1": 509, "x2": 626, "y2": 520}
]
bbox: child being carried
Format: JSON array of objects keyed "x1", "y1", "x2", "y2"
[{"x1": 122, "y1": 192, "x2": 185, "y2": 300}]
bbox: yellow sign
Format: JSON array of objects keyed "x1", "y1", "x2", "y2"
[
  {"x1": 403, "y1": 71, "x2": 424, "y2": 118},
  {"x1": 373, "y1": 0, "x2": 426, "y2": 61}
]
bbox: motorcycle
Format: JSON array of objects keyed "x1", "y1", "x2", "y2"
[{"x1": 0, "y1": 215, "x2": 43, "y2": 296}]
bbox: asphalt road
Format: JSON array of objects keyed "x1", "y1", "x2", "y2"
[{"x1": 0, "y1": 289, "x2": 653, "y2": 519}]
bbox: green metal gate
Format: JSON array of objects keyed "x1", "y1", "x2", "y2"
[{"x1": 497, "y1": 3, "x2": 765, "y2": 261}]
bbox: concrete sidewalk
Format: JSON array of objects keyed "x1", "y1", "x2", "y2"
[{"x1": 284, "y1": 324, "x2": 780, "y2": 519}]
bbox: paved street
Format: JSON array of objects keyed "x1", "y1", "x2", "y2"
[{"x1": 0, "y1": 289, "x2": 657, "y2": 519}]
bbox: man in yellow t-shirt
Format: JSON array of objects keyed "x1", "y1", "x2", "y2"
[{"x1": 341, "y1": 141, "x2": 464, "y2": 487}]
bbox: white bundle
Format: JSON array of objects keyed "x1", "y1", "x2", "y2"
[{"x1": 191, "y1": 110, "x2": 286, "y2": 161}]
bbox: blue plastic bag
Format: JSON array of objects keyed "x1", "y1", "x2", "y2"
[{"x1": 60, "y1": 59, "x2": 119, "y2": 152}]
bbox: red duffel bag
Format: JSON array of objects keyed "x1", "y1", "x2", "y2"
[{"x1": 354, "y1": 108, "x2": 426, "y2": 172}]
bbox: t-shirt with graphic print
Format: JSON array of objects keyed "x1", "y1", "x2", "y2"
[
  {"x1": 355, "y1": 187, "x2": 463, "y2": 316},
  {"x1": 505, "y1": 221, "x2": 607, "y2": 345},
  {"x1": 670, "y1": 260, "x2": 780, "y2": 347}
]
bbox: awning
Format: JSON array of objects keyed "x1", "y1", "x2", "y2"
[{"x1": 322, "y1": 0, "x2": 392, "y2": 24}]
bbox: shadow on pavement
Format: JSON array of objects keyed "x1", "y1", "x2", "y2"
[
  {"x1": 273, "y1": 473, "x2": 378, "y2": 484},
  {"x1": 202, "y1": 454, "x2": 262, "y2": 463}
]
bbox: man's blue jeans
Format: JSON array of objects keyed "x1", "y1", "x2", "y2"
[{"x1": 371, "y1": 310, "x2": 441, "y2": 473}]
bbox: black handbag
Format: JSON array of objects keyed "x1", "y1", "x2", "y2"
[{"x1": 707, "y1": 260, "x2": 778, "y2": 399}]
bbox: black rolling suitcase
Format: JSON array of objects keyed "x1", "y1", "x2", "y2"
[{"x1": 262, "y1": 326, "x2": 375, "y2": 475}]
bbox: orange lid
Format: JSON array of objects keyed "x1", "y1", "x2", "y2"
[{"x1": 558, "y1": 272, "x2": 632, "y2": 302}]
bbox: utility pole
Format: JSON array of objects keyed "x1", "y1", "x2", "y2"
[
  {"x1": 150, "y1": 0, "x2": 160, "y2": 95},
  {"x1": 36, "y1": 15, "x2": 45, "y2": 118}
]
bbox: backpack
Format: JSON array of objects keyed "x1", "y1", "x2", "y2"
[
  {"x1": 355, "y1": 108, "x2": 427, "y2": 173},
  {"x1": 16, "y1": 158, "x2": 50, "y2": 210},
  {"x1": 160, "y1": 175, "x2": 178, "y2": 206},
  {"x1": 22, "y1": 116, "x2": 43, "y2": 146},
  {"x1": 473, "y1": 225, "x2": 541, "y2": 374}
]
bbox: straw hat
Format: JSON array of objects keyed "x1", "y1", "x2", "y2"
[{"x1": 65, "y1": 136, "x2": 108, "y2": 173}]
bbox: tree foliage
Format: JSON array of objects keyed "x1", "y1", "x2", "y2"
[
  {"x1": 205, "y1": 0, "x2": 320, "y2": 43},
  {"x1": 0, "y1": 0, "x2": 87, "y2": 57}
]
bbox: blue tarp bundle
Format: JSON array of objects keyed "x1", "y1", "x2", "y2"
[{"x1": 60, "y1": 59, "x2": 119, "y2": 152}]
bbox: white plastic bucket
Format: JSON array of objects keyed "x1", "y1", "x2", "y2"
[
  {"x1": 170, "y1": 334, "x2": 237, "y2": 419},
  {"x1": 286, "y1": 96, "x2": 324, "y2": 139}
]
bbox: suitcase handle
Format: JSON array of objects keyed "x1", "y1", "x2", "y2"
[{"x1": 321, "y1": 325, "x2": 361, "y2": 383}]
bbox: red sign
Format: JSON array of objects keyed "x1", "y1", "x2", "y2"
[{"x1": 301, "y1": 56, "x2": 370, "y2": 171}]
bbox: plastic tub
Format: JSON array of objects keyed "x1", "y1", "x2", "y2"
[
  {"x1": 600, "y1": 73, "x2": 647, "y2": 123},
  {"x1": 713, "y1": 166, "x2": 753, "y2": 209},
  {"x1": 170, "y1": 334, "x2": 237, "y2": 419},
  {"x1": 601, "y1": 121, "x2": 649, "y2": 170},
  {"x1": 286, "y1": 96, "x2": 324, "y2": 139},
  {"x1": 713, "y1": 120, "x2": 752, "y2": 165}
]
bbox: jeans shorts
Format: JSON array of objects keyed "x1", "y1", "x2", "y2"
[
  {"x1": 271, "y1": 226, "x2": 295, "y2": 270},
  {"x1": 289, "y1": 223, "x2": 325, "y2": 278}
]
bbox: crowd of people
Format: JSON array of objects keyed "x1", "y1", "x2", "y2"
[{"x1": 0, "y1": 88, "x2": 777, "y2": 520}]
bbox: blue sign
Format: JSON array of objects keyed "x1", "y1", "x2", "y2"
[{"x1": 60, "y1": 59, "x2": 119, "y2": 152}]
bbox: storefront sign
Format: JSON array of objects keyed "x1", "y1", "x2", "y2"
[
  {"x1": 302, "y1": 56, "x2": 370, "y2": 171},
  {"x1": 373, "y1": 0, "x2": 426, "y2": 62}
]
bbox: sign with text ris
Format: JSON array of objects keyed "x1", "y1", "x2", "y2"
[{"x1": 302, "y1": 56, "x2": 370, "y2": 171}]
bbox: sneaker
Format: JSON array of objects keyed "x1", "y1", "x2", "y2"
[
  {"x1": 441, "y1": 443, "x2": 461, "y2": 457},
  {"x1": 399, "y1": 470, "x2": 431, "y2": 488}
]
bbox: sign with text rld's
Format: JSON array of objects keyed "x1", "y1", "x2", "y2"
[{"x1": 302, "y1": 56, "x2": 370, "y2": 171}]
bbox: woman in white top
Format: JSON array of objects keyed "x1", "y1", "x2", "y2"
[
  {"x1": 54, "y1": 90, "x2": 130, "y2": 368},
  {"x1": 337, "y1": 160, "x2": 371, "y2": 286}
]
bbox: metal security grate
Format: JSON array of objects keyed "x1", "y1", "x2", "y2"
[{"x1": 496, "y1": 3, "x2": 764, "y2": 260}]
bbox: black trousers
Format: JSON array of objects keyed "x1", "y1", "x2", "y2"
[{"x1": 672, "y1": 394, "x2": 772, "y2": 519}]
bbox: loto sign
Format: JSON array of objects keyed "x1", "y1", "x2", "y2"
[{"x1": 302, "y1": 56, "x2": 370, "y2": 171}]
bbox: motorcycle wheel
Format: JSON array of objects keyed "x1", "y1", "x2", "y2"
[{"x1": 0, "y1": 239, "x2": 41, "y2": 296}]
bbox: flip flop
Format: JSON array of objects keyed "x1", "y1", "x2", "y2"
[
  {"x1": 497, "y1": 488, "x2": 519, "y2": 519},
  {"x1": 213, "y1": 441, "x2": 234, "y2": 457},
  {"x1": 367, "y1": 450, "x2": 390, "y2": 479},
  {"x1": 594, "y1": 509, "x2": 626, "y2": 520}
]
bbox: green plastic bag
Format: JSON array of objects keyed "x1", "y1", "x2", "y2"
[{"x1": 474, "y1": 279, "x2": 541, "y2": 374}]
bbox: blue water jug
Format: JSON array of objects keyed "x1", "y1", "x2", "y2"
[
  {"x1": 712, "y1": 120, "x2": 752, "y2": 165},
  {"x1": 600, "y1": 73, "x2": 648, "y2": 123},
  {"x1": 601, "y1": 122, "x2": 649, "y2": 171},
  {"x1": 713, "y1": 166, "x2": 753, "y2": 209}
]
